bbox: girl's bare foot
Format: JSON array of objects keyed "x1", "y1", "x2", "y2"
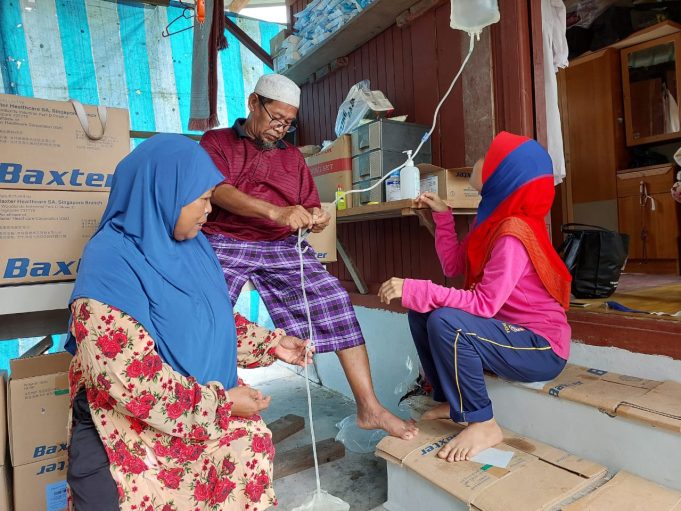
[
  {"x1": 421, "y1": 402, "x2": 451, "y2": 420},
  {"x1": 436, "y1": 418, "x2": 503, "y2": 462}
]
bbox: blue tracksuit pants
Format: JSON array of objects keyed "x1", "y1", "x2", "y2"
[{"x1": 408, "y1": 308, "x2": 567, "y2": 423}]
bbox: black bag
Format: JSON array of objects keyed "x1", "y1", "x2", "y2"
[{"x1": 558, "y1": 224, "x2": 630, "y2": 299}]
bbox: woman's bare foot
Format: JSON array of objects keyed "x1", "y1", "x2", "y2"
[
  {"x1": 357, "y1": 406, "x2": 419, "y2": 440},
  {"x1": 437, "y1": 418, "x2": 503, "y2": 462},
  {"x1": 421, "y1": 402, "x2": 451, "y2": 420}
]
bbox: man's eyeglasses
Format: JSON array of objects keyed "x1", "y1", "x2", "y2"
[{"x1": 258, "y1": 95, "x2": 297, "y2": 134}]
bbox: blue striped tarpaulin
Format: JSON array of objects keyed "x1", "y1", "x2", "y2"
[{"x1": 0, "y1": 0, "x2": 283, "y2": 135}]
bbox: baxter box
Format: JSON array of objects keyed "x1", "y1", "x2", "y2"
[
  {"x1": 0, "y1": 94, "x2": 129, "y2": 192},
  {"x1": 306, "y1": 136, "x2": 354, "y2": 209},
  {"x1": 0, "y1": 189, "x2": 109, "y2": 285},
  {"x1": 8, "y1": 352, "x2": 71, "y2": 468},
  {"x1": 13, "y1": 455, "x2": 67, "y2": 511},
  {"x1": 418, "y1": 164, "x2": 481, "y2": 209},
  {"x1": 306, "y1": 203, "x2": 337, "y2": 263}
]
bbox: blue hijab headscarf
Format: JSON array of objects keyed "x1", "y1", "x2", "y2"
[{"x1": 66, "y1": 133, "x2": 238, "y2": 388}]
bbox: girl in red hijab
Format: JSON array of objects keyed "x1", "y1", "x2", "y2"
[{"x1": 379, "y1": 132, "x2": 571, "y2": 462}]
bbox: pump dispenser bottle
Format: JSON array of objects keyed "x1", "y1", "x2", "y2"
[{"x1": 399, "y1": 150, "x2": 420, "y2": 200}]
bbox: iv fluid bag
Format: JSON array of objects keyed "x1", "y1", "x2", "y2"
[{"x1": 450, "y1": 0, "x2": 500, "y2": 37}]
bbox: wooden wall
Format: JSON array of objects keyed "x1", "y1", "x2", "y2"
[{"x1": 287, "y1": 0, "x2": 538, "y2": 291}]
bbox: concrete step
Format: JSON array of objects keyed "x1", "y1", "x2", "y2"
[
  {"x1": 485, "y1": 363, "x2": 681, "y2": 491},
  {"x1": 377, "y1": 419, "x2": 681, "y2": 511}
]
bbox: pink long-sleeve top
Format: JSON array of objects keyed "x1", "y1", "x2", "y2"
[{"x1": 402, "y1": 211, "x2": 571, "y2": 360}]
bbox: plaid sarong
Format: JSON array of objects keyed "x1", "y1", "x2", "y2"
[{"x1": 207, "y1": 233, "x2": 365, "y2": 353}]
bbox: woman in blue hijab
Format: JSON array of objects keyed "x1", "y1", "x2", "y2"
[{"x1": 66, "y1": 134, "x2": 311, "y2": 511}]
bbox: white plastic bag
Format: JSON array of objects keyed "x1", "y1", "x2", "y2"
[
  {"x1": 335, "y1": 414, "x2": 386, "y2": 453},
  {"x1": 334, "y1": 80, "x2": 393, "y2": 137}
]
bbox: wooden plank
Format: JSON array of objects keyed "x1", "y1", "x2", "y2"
[
  {"x1": 224, "y1": 16, "x2": 273, "y2": 69},
  {"x1": 337, "y1": 239, "x2": 369, "y2": 294},
  {"x1": 0, "y1": 309, "x2": 70, "y2": 341},
  {"x1": 396, "y1": 0, "x2": 448, "y2": 28},
  {"x1": 610, "y1": 20, "x2": 681, "y2": 50},
  {"x1": 273, "y1": 438, "x2": 345, "y2": 480},
  {"x1": 267, "y1": 414, "x2": 305, "y2": 444},
  {"x1": 282, "y1": 0, "x2": 422, "y2": 85},
  {"x1": 337, "y1": 200, "x2": 476, "y2": 223}
]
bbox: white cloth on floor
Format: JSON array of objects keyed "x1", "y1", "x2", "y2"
[{"x1": 542, "y1": 0, "x2": 569, "y2": 185}]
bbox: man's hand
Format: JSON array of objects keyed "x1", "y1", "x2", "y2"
[
  {"x1": 270, "y1": 205, "x2": 314, "y2": 231},
  {"x1": 275, "y1": 336, "x2": 314, "y2": 367},
  {"x1": 310, "y1": 207, "x2": 331, "y2": 233},
  {"x1": 378, "y1": 277, "x2": 405, "y2": 305}
]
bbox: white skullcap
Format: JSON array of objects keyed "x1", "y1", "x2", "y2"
[{"x1": 254, "y1": 74, "x2": 301, "y2": 109}]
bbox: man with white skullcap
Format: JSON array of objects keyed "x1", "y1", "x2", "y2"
[{"x1": 200, "y1": 74, "x2": 417, "y2": 440}]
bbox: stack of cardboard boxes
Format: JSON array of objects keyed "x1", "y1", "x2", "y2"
[
  {"x1": 8, "y1": 353, "x2": 72, "y2": 511},
  {"x1": 0, "y1": 94, "x2": 130, "y2": 286},
  {"x1": 270, "y1": 30, "x2": 302, "y2": 73}
]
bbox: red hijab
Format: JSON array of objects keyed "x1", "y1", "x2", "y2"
[{"x1": 465, "y1": 132, "x2": 571, "y2": 309}]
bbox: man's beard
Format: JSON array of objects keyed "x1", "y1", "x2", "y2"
[{"x1": 255, "y1": 138, "x2": 277, "y2": 150}]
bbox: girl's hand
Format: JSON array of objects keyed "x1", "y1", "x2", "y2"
[
  {"x1": 378, "y1": 277, "x2": 405, "y2": 305},
  {"x1": 275, "y1": 336, "x2": 315, "y2": 367},
  {"x1": 415, "y1": 192, "x2": 449, "y2": 213},
  {"x1": 229, "y1": 386, "x2": 271, "y2": 417}
]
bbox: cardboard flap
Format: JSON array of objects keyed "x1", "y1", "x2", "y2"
[
  {"x1": 541, "y1": 364, "x2": 661, "y2": 414},
  {"x1": 502, "y1": 433, "x2": 606, "y2": 479},
  {"x1": 10, "y1": 352, "x2": 72, "y2": 380},
  {"x1": 617, "y1": 381, "x2": 681, "y2": 433},
  {"x1": 470, "y1": 459, "x2": 594, "y2": 511},
  {"x1": 376, "y1": 419, "x2": 465, "y2": 463},
  {"x1": 563, "y1": 471, "x2": 681, "y2": 511},
  {"x1": 376, "y1": 420, "x2": 606, "y2": 511}
]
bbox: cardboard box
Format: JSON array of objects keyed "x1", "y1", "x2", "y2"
[
  {"x1": 8, "y1": 353, "x2": 71, "y2": 468},
  {"x1": 418, "y1": 164, "x2": 481, "y2": 209},
  {"x1": 377, "y1": 419, "x2": 606, "y2": 511},
  {"x1": 0, "y1": 94, "x2": 129, "y2": 192},
  {"x1": 0, "y1": 189, "x2": 109, "y2": 285},
  {"x1": 0, "y1": 465, "x2": 10, "y2": 511},
  {"x1": 0, "y1": 372, "x2": 7, "y2": 467},
  {"x1": 307, "y1": 203, "x2": 337, "y2": 263},
  {"x1": 14, "y1": 455, "x2": 67, "y2": 511},
  {"x1": 564, "y1": 471, "x2": 681, "y2": 510},
  {"x1": 306, "y1": 136, "x2": 354, "y2": 209}
]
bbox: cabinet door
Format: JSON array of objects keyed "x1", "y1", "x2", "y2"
[
  {"x1": 645, "y1": 193, "x2": 679, "y2": 259},
  {"x1": 618, "y1": 195, "x2": 643, "y2": 260},
  {"x1": 561, "y1": 49, "x2": 628, "y2": 206}
]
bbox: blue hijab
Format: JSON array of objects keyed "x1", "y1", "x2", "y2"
[{"x1": 66, "y1": 134, "x2": 238, "y2": 388}]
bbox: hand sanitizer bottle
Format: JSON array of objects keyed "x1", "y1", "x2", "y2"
[{"x1": 400, "y1": 150, "x2": 420, "y2": 200}]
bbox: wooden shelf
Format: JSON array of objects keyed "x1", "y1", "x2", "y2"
[
  {"x1": 337, "y1": 199, "x2": 477, "y2": 223},
  {"x1": 282, "y1": 0, "x2": 421, "y2": 85},
  {"x1": 0, "y1": 282, "x2": 73, "y2": 316}
]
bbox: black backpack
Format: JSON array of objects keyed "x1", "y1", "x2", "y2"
[{"x1": 558, "y1": 223, "x2": 630, "y2": 299}]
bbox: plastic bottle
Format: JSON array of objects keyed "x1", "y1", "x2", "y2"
[
  {"x1": 385, "y1": 171, "x2": 401, "y2": 202},
  {"x1": 450, "y1": 0, "x2": 500, "y2": 37},
  {"x1": 400, "y1": 150, "x2": 420, "y2": 200},
  {"x1": 335, "y1": 185, "x2": 347, "y2": 210}
]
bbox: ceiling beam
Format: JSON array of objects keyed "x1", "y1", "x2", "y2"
[
  {"x1": 227, "y1": 0, "x2": 250, "y2": 12},
  {"x1": 224, "y1": 14, "x2": 274, "y2": 69}
]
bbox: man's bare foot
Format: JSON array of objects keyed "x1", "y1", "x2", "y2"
[
  {"x1": 437, "y1": 418, "x2": 503, "y2": 462},
  {"x1": 421, "y1": 402, "x2": 451, "y2": 421},
  {"x1": 357, "y1": 406, "x2": 419, "y2": 440}
]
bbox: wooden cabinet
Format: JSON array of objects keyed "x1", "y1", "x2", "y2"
[
  {"x1": 617, "y1": 164, "x2": 681, "y2": 273},
  {"x1": 621, "y1": 34, "x2": 681, "y2": 146},
  {"x1": 559, "y1": 48, "x2": 629, "y2": 232}
]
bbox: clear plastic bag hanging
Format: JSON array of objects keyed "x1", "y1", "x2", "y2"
[{"x1": 450, "y1": 0, "x2": 500, "y2": 37}]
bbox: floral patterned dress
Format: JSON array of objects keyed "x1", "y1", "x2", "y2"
[{"x1": 68, "y1": 298, "x2": 285, "y2": 511}]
